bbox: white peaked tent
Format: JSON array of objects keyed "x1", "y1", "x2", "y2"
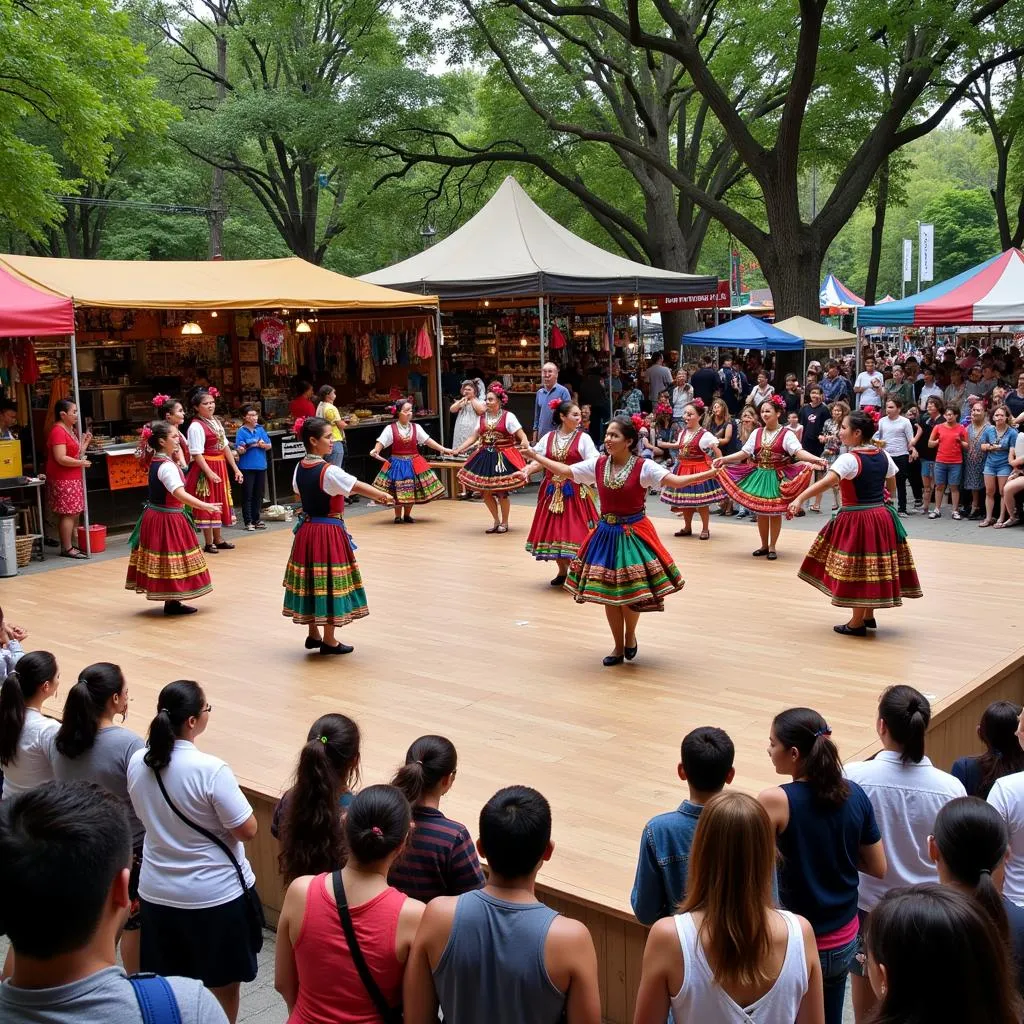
[{"x1": 361, "y1": 177, "x2": 716, "y2": 299}]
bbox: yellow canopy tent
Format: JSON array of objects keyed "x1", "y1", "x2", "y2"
[{"x1": 773, "y1": 315, "x2": 856, "y2": 348}]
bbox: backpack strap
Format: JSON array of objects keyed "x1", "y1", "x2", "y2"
[{"x1": 129, "y1": 975, "x2": 183, "y2": 1024}]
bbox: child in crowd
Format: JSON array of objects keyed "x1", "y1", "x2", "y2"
[
  {"x1": 631, "y1": 726, "x2": 735, "y2": 925},
  {"x1": 927, "y1": 402, "x2": 967, "y2": 519},
  {"x1": 787, "y1": 410, "x2": 804, "y2": 442},
  {"x1": 234, "y1": 405, "x2": 272, "y2": 531}
]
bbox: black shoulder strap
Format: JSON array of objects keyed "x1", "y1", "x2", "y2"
[{"x1": 331, "y1": 870, "x2": 400, "y2": 1024}]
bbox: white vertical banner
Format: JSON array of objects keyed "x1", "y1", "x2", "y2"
[
  {"x1": 919, "y1": 223, "x2": 934, "y2": 282},
  {"x1": 902, "y1": 239, "x2": 913, "y2": 282}
]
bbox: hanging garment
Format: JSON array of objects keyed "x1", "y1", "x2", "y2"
[{"x1": 416, "y1": 320, "x2": 433, "y2": 359}]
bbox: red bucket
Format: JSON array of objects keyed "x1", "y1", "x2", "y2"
[{"x1": 76, "y1": 524, "x2": 107, "y2": 554}]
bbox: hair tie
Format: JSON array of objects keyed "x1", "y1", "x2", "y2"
[
  {"x1": 979, "y1": 867, "x2": 992, "y2": 877},
  {"x1": 158, "y1": 707, "x2": 170, "y2": 715},
  {"x1": 319, "y1": 735, "x2": 328, "y2": 744},
  {"x1": 413, "y1": 759, "x2": 423, "y2": 765},
  {"x1": 371, "y1": 826, "x2": 383, "y2": 837},
  {"x1": 814, "y1": 727, "x2": 832, "y2": 738}
]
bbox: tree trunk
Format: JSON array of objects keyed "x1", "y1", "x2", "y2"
[
  {"x1": 864, "y1": 156, "x2": 889, "y2": 306},
  {"x1": 208, "y1": 31, "x2": 228, "y2": 258}
]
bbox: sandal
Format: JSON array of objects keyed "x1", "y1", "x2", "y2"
[
  {"x1": 928, "y1": 511, "x2": 940, "y2": 519},
  {"x1": 951, "y1": 511, "x2": 962, "y2": 521},
  {"x1": 994, "y1": 518, "x2": 1019, "y2": 529},
  {"x1": 485, "y1": 523, "x2": 501, "y2": 534},
  {"x1": 699, "y1": 530, "x2": 710, "y2": 540},
  {"x1": 674, "y1": 527, "x2": 692, "y2": 537},
  {"x1": 978, "y1": 518, "x2": 994, "y2": 528},
  {"x1": 60, "y1": 547, "x2": 88, "y2": 559},
  {"x1": 496, "y1": 523, "x2": 508, "y2": 534}
]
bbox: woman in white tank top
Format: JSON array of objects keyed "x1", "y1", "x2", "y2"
[{"x1": 633, "y1": 792, "x2": 823, "y2": 1023}]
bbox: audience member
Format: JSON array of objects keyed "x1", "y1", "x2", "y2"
[
  {"x1": 127, "y1": 680, "x2": 260, "y2": 1023},
  {"x1": 876, "y1": 399, "x2": 914, "y2": 517},
  {"x1": 854, "y1": 357, "x2": 884, "y2": 411},
  {"x1": 930, "y1": 796, "x2": 1024, "y2": 994},
  {"x1": 274, "y1": 713, "x2": 360, "y2": 883},
  {"x1": 822, "y1": 361, "x2": 852, "y2": 406},
  {"x1": 275, "y1": 784, "x2": 425, "y2": 1022},
  {"x1": 915, "y1": 365, "x2": 943, "y2": 409},
  {"x1": 863, "y1": 884, "x2": 1021, "y2": 1024},
  {"x1": 0, "y1": 651, "x2": 59, "y2": 801},
  {"x1": 0, "y1": 781, "x2": 227, "y2": 1023},
  {"x1": 718, "y1": 356, "x2": 748, "y2": 415},
  {"x1": 952, "y1": 701, "x2": 1024, "y2": 797},
  {"x1": 631, "y1": 726, "x2": 735, "y2": 925},
  {"x1": 845, "y1": 685, "x2": 966, "y2": 1021},
  {"x1": 981, "y1": 405, "x2": 1019, "y2": 525},
  {"x1": 388, "y1": 734, "x2": 485, "y2": 902},
  {"x1": 883, "y1": 364, "x2": 914, "y2": 412},
  {"x1": 928, "y1": 403, "x2": 967, "y2": 519},
  {"x1": 759, "y1": 708, "x2": 884, "y2": 1024},
  {"x1": 987, "y1": 705, "x2": 1024, "y2": 908},
  {"x1": 690, "y1": 355, "x2": 720, "y2": 409},
  {"x1": 234, "y1": 405, "x2": 271, "y2": 531},
  {"x1": 403, "y1": 785, "x2": 601, "y2": 1024},
  {"x1": 53, "y1": 663, "x2": 145, "y2": 973},
  {"x1": 746, "y1": 370, "x2": 774, "y2": 409},
  {"x1": 644, "y1": 351, "x2": 674, "y2": 404},
  {"x1": 632, "y1": 791, "x2": 823, "y2": 1024},
  {"x1": 0, "y1": 605, "x2": 25, "y2": 684},
  {"x1": 670, "y1": 369, "x2": 693, "y2": 425},
  {"x1": 962, "y1": 398, "x2": 989, "y2": 519},
  {"x1": 288, "y1": 380, "x2": 316, "y2": 423}
]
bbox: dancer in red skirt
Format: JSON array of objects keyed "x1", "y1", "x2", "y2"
[
  {"x1": 450, "y1": 382, "x2": 529, "y2": 534},
  {"x1": 153, "y1": 394, "x2": 189, "y2": 471},
  {"x1": 126, "y1": 422, "x2": 221, "y2": 615},
  {"x1": 658, "y1": 399, "x2": 724, "y2": 540},
  {"x1": 788, "y1": 409, "x2": 922, "y2": 636},
  {"x1": 523, "y1": 415, "x2": 716, "y2": 666},
  {"x1": 523, "y1": 399, "x2": 599, "y2": 586},
  {"x1": 283, "y1": 416, "x2": 394, "y2": 655},
  {"x1": 370, "y1": 397, "x2": 449, "y2": 523},
  {"x1": 185, "y1": 387, "x2": 243, "y2": 556}
]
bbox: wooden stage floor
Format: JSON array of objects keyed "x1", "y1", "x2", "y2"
[{"x1": 8, "y1": 501, "x2": 1023, "y2": 918}]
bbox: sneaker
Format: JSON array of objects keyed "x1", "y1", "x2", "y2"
[
  {"x1": 245, "y1": 524, "x2": 256, "y2": 531},
  {"x1": 898, "y1": 511, "x2": 910, "y2": 519},
  {"x1": 913, "y1": 500, "x2": 923, "y2": 508},
  {"x1": 254, "y1": 521, "x2": 267, "y2": 530}
]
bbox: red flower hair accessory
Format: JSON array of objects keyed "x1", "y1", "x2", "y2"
[
  {"x1": 152, "y1": 393, "x2": 171, "y2": 407},
  {"x1": 692, "y1": 397, "x2": 706, "y2": 412},
  {"x1": 293, "y1": 416, "x2": 306, "y2": 435},
  {"x1": 140, "y1": 425, "x2": 153, "y2": 442},
  {"x1": 548, "y1": 397, "x2": 562, "y2": 412},
  {"x1": 207, "y1": 386, "x2": 220, "y2": 399},
  {"x1": 655, "y1": 402, "x2": 673, "y2": 417},
  {"x1": 770, "y1": 394, "x2": 786, "y2": 411},
  {"x1": 487, "y1": 382, "x2": 509, "y2": 406},
  {"x1": 631, "y1": 413, "x2": 645, "y2": 430}
]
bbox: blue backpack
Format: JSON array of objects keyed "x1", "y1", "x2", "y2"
[{"x1": 129, "y1": 975, "x2": 182, "y2": 1024}]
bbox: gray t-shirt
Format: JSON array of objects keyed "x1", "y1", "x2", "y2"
[
  {"x1": 53, "y1": 727, "x2": 146, "y2": 846},
  {"x1": 0, "y1": 966, "x2": 226, "y2": 1023}
]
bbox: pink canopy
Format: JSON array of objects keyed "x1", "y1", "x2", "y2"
[{"x1": 0, "y1": 262, "x2": 75, "y2": 336}]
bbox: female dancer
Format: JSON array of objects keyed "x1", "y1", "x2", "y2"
[
  {"x1": 523, "y1": 415, "x2": 710, "y2": 665},
  {"x1": 450, "y1": 382, "x2": 529, "y2": 534},
  {"x1": 713, "y1": 395, "x2": 826, "y2": 559},
  {"x1": 789, "y1": 409, "x2": 922, "y2": 636},
  {"x1": 370, "y1": 397, "x2": 448, "y2": 524},
  {"x1": 185, "y1": 387, "x2": 243, "y2": 555},
  {"x1": 523, "y1": 399, "x2": 599, "y2": 586},
  {"x1": 283, "y1": 416, "x2": 394, "y2": 655},
  {"x1": 659, "y1": 400, "x2": 724, "y2": 540},
  {"x1": 126, "y1": 422, "x2": 220, "y2": 615},
  {"x1": 153, "y1": 394, "x2": 188, "y2": 470}
]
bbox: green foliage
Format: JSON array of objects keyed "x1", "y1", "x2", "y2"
[{"x1": 921, "y1": 189, "x2": 1000, "y2": 282}]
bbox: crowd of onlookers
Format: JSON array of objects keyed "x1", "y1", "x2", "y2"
[{"x1": 4, "y1": 618, "x2": 1024, "y2": 1022}]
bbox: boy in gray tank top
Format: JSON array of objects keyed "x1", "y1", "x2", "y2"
[{"x1": 403, "y1": 785, "x2": 601, "y2": 1024}]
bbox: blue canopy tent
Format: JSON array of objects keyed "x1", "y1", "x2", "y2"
[{"x1": 682, "y1": 313, "x2": 804, "y2": 349}]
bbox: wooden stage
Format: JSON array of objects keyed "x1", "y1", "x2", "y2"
[{"x1": 9, "y1": 501, "x2": 1024, "y2": 1022}]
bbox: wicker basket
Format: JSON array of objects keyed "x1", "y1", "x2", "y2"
[{"x1": 15, "y1": 534, "x2": 38, "y2": 568}]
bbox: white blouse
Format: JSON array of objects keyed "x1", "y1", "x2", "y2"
[
  {"x1": 567, "y1": 456, "x2": 671, "y2": 489},
  {"x1": 156, "y1": 460, "x2": 186, "y2": 493},
  {"x1": 831, "y1": 450, "x2": 898, "y2": 480},
  {"x1": 678, "y1": 429, "x2": 719, "y2": 455},
  {"x1": 741, "y1": 426, "x2": 802, "y2": 458},
  {"x1": 375, "y1": 424, "x2": 430, "y2": 448},
  {"x1": 481, "y1": 411, "x2": 523, "y2": 435},
  {"x1": 291, "y1": 462, "x2": 358, "y2": 496},
  {"x1": 532, "y1": 430, "x2": 599, "y2": 460}
]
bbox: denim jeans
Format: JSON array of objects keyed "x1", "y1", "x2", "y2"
[
  {"x1": 819, "y1": 934, "x2": 859, "y2": 1024},
  {"x1": 242, "y1": 469, "x2": 265, "y2": 525},
  {"x1": 328, "y1": 440, "x2": 345, "y2": 468}
]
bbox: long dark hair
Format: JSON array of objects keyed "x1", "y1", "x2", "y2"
[
  {"x1": 344, "y1": 785, "x2": 411, "y2": 866},
  {"x1": 977, "y1": 701, "x2": 1024, "y2": 798},
  {"x1": 188, "y1": 388, "x2": 212, "y2": 416},
  {"x1": 143, "y1": 680, "x2": 205, "y2": 770},
  {"x1": 772, "y1": 707, "x2": 849, "y2": 807},
  {"x1": 865, "y1": 884, "x2": 1021, "y2": 1024},
  {"x1": 54, "y1": 663, "x2": 125, "y2": 760},
  {"x1": 932, "y1": 797, "x2": 1011, "y2": 945},
  {"x1": 0, "y1": 652, "x2": 58, "y2": 766},
  {"x1": 279, "y1": 714, "x2": 360, "y2": 883},
  {"x1": 392, "y1": 735, "x2": 457, "y2": 806},
  {"x1": 298, "y1": 415, "x2": 329, "y2": 451},
  {"x1": 878, "y1": 685, "x2": 930, "y2": 764}
]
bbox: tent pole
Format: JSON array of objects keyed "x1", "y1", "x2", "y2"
[
  {"x1": 606, "y1": 297, "x2": 614, "y2": 425},
  {"x1": 853, "y1": 307, "x2": 860, "y2": 379},
  {"x1": 434, "y1": 306, "x2": 445, "y2": 446},
  {"x1": 69, "y1": 330, "x2": 91, "y2": 556},
  {"x1": 538, "y1": 295, "x2": 546, "y2": 367}
]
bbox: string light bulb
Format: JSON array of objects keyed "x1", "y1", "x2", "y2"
[
  {"x1": 180, "y1": 321, "x2": 202, "y2": 335},
  {"x1": 295, "y1": 319, "x2": 312, "y2": 334}
]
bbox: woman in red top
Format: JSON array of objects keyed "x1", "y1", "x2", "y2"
[
  {"x1": 45, "y1": 400, "x2": 93, "y2": 558},
  {"x1": 927, "y1": 403, "x2": 968, "y2": 520},
  {"x1": 289, "y1": 380, "x2": 317, "y2": 423},
  {"x1": 275, "y1": 784, "x2": 426, "y2": 1024}
]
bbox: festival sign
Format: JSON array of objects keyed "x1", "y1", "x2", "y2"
[{"x1": 658, "y1": 282, "x2": 730, "y2": 311}]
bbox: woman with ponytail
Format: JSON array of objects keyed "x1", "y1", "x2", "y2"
[
  {"x1": 274, "y1": 713, "x2": 361, "y2": 883},
  {"x1": 0, "y1": 651, "x2": 59, "y2": 801},
  {"x1": 759, "y1": 707, "x2": 885, "y2": 1024},
  {"x1": 389, "y1": 735, "x2": 485, "y2": 901},
  {"x1": 275, "y1": 784, "x2": 426, "y2": 1021},
  {"x1": 126, "y1": 680, "x2": 259, "y2": 1022},
  {"x1": 126, "y1": 421, "x2": 220, "y2": 616},
  {"x1": 930, "y1": 796, "x2": 1024, "y2": 993},
  {"x1": 845, "y1": 685, "x2": 965, "y2": 1021},
  {"x1": 952, "y1": 700, "x2": 1024, "y2": 797},
  {"x1": 53, "y1": 662, "x2": 145, "y2": 970}
]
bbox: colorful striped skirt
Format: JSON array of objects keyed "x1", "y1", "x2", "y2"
[
  {"x1": 282, "y1": 517, "x2": 368, "y2": 627},
  {"x1": 718, "y1": 463, "x2": 812, "y2": 516},
  {"x1": 185, "y1": 454, "x2": 234, "y2": 528},
  {"x1": 457, "y1": 445, "x2": 527, "y2": 494},
  {"x1": 797, "y1": 503, "x2": 922, "y2": 608},
  {"x1": 125, "y1": 505, "x2": 212, "y2": 602},
  {"x1": 525, "y1": 477, "x2": 598, "y2": 561},
  {"x1": 567, "y1": 512, "x2": 684, "y2": 612},
  {"x1": 372, "y1": 454, "x2": 446, "y2": 505},
  {"x1": 660, "y1": 458, "x2": 725, "y2": 509}
]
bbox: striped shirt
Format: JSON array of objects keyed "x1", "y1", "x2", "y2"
[{"x1": 388, "y1": 805, "x2": 485, "y2": 902}]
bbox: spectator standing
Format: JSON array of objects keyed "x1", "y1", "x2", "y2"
[
  {"x1": 995, "y1": 426, "x2": 1024, "y2": 527},
  {"x1": 883, "y1": 364, "x2": 915, "y2": 412},
  {"x1": 127, "y1": 680, "x2": 260, "y2": 1023},
  {"x1": 0, "y1": 781, "x2": 227, "y2": 1024},
  {"x1": 644, "y1": 351, "x2": 674, "y2": 404},
  {"x1": 533, "y1": 362, "x2": 571, "y2": 443},
  {"x1": 952, "y1": 701, "x2": 1024, "y2": 797},
  {"x1": 817, "y1": 401, "x2": 848, "y2": 513},
  {"x1": 927, "y1": 403, "x2": 967, "y2": 519},
  {"x1": 944, "y1": 366, "x2": 968, "y2": 413},
  {"x1": 670, "y1": 369, "x2": 694, "y2": 426},
  {"x1": 619, "y1": 374, "x2": 644, "y2": 416},
  {"x1": 274, "y1": 785, "x2": 426, "y2": 1023},
  {"x1": 288, "y1": 380, "x2": 316, "y2": 423},
  {"x1": 981, "y1": 405, "x2": 1019, "y2": 526},
  {"x1": 981, "y1": 363, "x2": 1001, "y2": 396},
  {"x1": 718, "y1": 356, "x2": 748, "y2": 415},
  {"x1": 315, "y1": 385, "x2": 348, "y2": 470},
  {"x1": 914, "y1": 397, "x2": 944, "y2": 514},
  {"x1": 52, "y1": 663, "x2": 145, "y2": 973},
  {"x1": 915, "y1": 366, "x2": 943, "y2": 410},
  {"x1": 632, "y1": 791, "x2": 823, "y2": 1024},
  {"x1": 403, "y1": 785, "x2": 601, "y2": 1024},
  {"x1": 45, "y1": 400, "x2": 92, "y2": 558},
  {"x1": 746, "y1": 370, "x2": 774, "y2": 409},
  {"x1": 783, "y1": 373, "x2": 803, "y2": 415},
  {"x1": 854, "y1": 357, "x2": 885, "y2": 411},
  {"x1": 690, "y1": 355, "x2": 721, "y2": 409},
  {"x1": 822, "y1": 361, "x2": 852, "y2": 406},
  {"x1": 965, "y1": 363, "x2": 987, "y2": 406},
  {"x1": 759, "y1": 708, "x2": 885, "y2": 1024},
  {"x1": 449, "y1": 380, "x2": 485, "y2": 457},
  {"x1": 1006, "y1": 370, "x2": 1024, "y2": 426},
  {"x1": 579, "y1": 367, "x2": 608, "y2": 447},
  {"x1": 0, "y1": 651, "x2": 59, "y2": 801},
  {"x1": 798, "y1": 387, "x2": 828, "y2": 459},
  {"x1": 389, "y1": 734, "x2": 485, "y2": 902},
  {"x1": 845, "y1": 685, "x2": 966, "y2": 1022},
  {"x1": 962, "y1": 399, "x2": 989, "y2": 519},
  {"x1": 233, "y1": 405, "x2": 271, "y2": 531},
  {"x1": 876, "y1": 399, "x2": 915, "y2": 517},
  {"x1": 631, "y1": 726, "x2": 736, "y2": 925}
]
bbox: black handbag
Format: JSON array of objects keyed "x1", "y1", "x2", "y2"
[
  {"x1": 153, "y1": 769, "x2": 265, "y2": 953},
  {"x1": 331, "y1": 870, "x2": 403, "y2": 1023}
]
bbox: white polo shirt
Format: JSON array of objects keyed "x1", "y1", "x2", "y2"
[
  {"x1": 989, "y1": 774, "x2": 1024, "y2": 906},
  {"x1": 845, "y1": 750, "x2": 965, "y2": 911}
]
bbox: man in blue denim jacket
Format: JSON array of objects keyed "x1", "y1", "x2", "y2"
[{"x1": 630, "y1": 727, "x2": 735, "y2": 925}]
